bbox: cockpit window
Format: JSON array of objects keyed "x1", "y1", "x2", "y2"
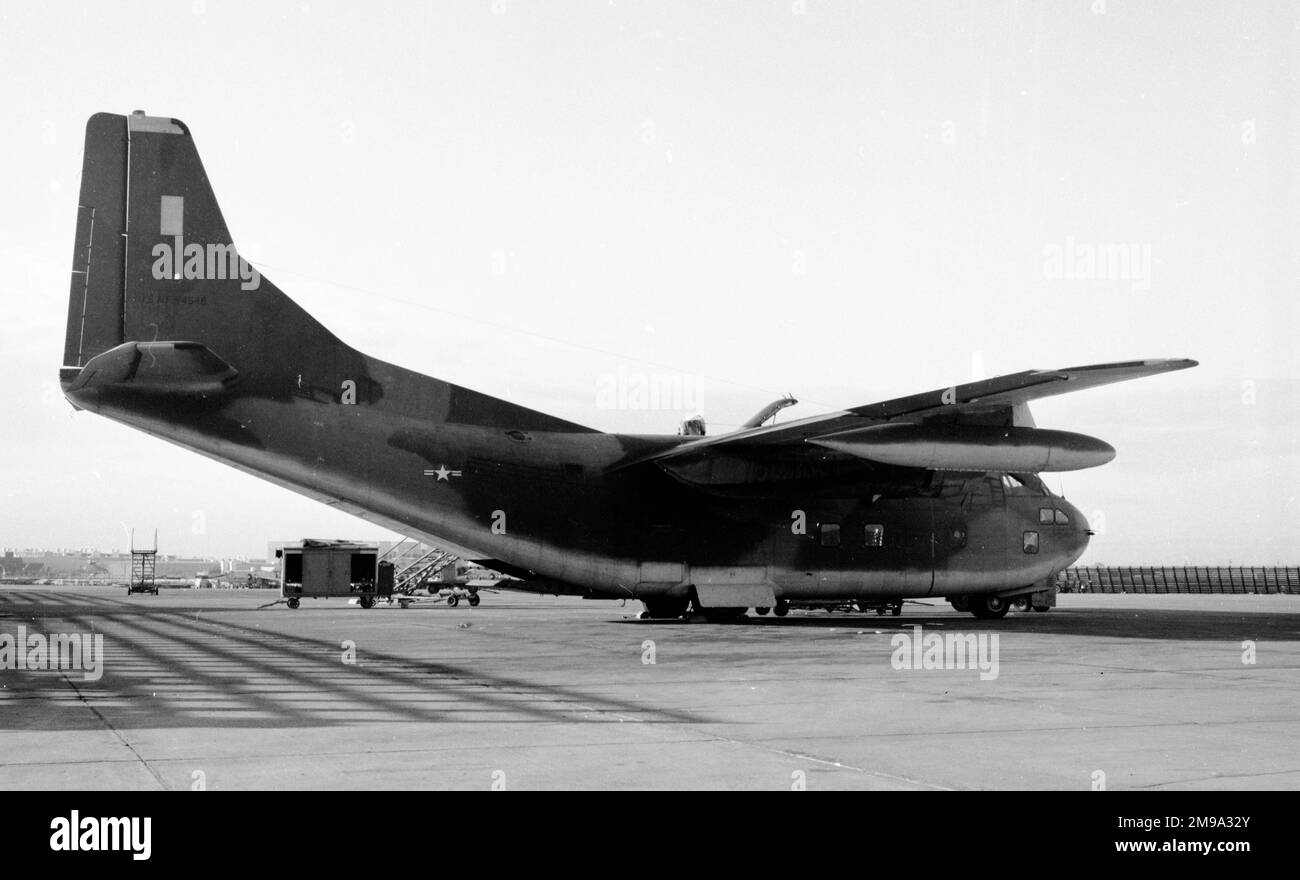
[
  {"x1": 1054, "y1": 509, "x2": 1070, "y2": 525},
  {"x1": 1023, "y1": 531, "x2": 1039, "y2": 554},
  {"x1": 1039, "y1": 507, "x2": 1054, "y2": 524},
  {"x1": 820, "y1": 523, "x2": 841, "y2": 548}
]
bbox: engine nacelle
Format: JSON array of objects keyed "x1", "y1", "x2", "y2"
[{"x1": 808, "y1": 423, "x2": 1115, "y2": 472}]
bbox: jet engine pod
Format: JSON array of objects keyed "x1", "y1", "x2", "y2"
[{"x1": 808, "y1": 423, "x2": 1116, "y2": 472}]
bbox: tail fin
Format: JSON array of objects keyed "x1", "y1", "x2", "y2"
[
  {"x1": 61, "y1": 111, "x2": 336, "y2": 393},
  {"x1": 61, "y1": 111, "x2": 595, "y2": 433}
]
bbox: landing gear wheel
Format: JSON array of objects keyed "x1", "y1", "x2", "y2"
[
  {"x1": 773, "y1": 600, "x2": 790, "y2": 618},
  {"x1": 360, "y1": 595, "x2": 375, "y2": 609},
  {"x1": 447, "y1": 595, "x2": 459, "y2": 607},
  {"x1": 876, "y1": 606, "x2": 886, "y2": 616},
  {"x1": 1032, "y1": 605, "x2": 1050, "y2": 613},
  {"x1": 1010, "y1": 596, "x2": 1030, "y2": 613},
  {"x1": 969, "y1": 595, "x2": 1010, "y2": 619},
  {"x1": 287, "y1": 597, "x2": 300, "y2": 610},
  {"x1": 891, "y1": 603, "x2": 902, "y2": 617},
  {"x1": 468, "y1": 594, "x2": 480, "y2": 607},
  {"x1": 753, "y1": 606, "x2": 770, "y2": 616}
]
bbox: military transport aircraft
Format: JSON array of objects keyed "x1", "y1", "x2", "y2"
[{"x1": 59, "y1": 112, "x2": 1196, "y2": 621}]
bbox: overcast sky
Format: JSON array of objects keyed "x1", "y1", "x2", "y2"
[{"x1": 1, "y1": 1, "x2": 1296, "y2": 564}]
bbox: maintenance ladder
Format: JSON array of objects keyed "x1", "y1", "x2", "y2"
[
  {"x1": 378, "y1": 538, "x2": 458, "y2": 594},
  {"x1": 128, "y1": 530, "x2": 159, "y2": 595}
]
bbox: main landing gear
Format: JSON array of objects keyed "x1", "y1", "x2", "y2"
[
  {"x1": 751, "y1": 600, "x2": 790, "y2": 617},
  {"x1": 952, "y1": 587, "x2": 1056, "y2": 618},
  {"x1": 967, "y1": 595, "x2": 1010, "y2": 619},
  {"x1": 637, "y1": 597, "x2": 792, "y2": 621}
]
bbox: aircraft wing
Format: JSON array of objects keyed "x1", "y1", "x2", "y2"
[{"x1": 625, "y1": 358, "x2": 1197, "y2": 475}]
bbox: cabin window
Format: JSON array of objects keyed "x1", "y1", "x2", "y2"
[
  {"x1": 948, "y1": 525, "x2": 967, "y2": 548},
  {"x1": 1023, "y1": 531, "x2": 1040, "y2": 554},
  {"x1": 1054, "y1": 509, "x2": 1070, "y2": 525},
  {"x1": 864, "y1": 524, "x2": 884, "y2": 547},
  {"x1": 820, "y1": 523, "x2": 841, "y2": 548},
  {"x1": 1039, "y1": 507, "x2": 1054, "y2": 524}
]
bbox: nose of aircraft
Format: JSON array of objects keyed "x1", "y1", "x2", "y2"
[
  {"x1": 1066, "y1": 500, "x2": 1089, "y2": 533},
  {"x1": 1060, "y1": 498, "x2": 1091, "y2": 561}
]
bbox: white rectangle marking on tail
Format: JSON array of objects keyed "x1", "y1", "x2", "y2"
[{"x1": 160, "y1": 195, "x2": 183, "y2": 236}]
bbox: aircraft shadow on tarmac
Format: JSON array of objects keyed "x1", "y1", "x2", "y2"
[
  {"x1": 3, "y1": 593, "x2": 1297, "y2": 734},
  {"x1": 0, "y1": 592, "x2": 703, "y2": 732},
  {"x1": 622, "y1": 605, "x2": 1300, "y2": 642}
]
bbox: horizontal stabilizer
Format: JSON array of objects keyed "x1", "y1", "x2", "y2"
[{"x1": 64, "y1": 341, "x2": 239, "y2": 396}]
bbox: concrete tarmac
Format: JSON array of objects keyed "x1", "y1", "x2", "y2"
[{"x1": 1, "y1": 587, "x2": 1297, "y2": 790}]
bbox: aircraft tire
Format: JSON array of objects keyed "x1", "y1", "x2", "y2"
[
  {"x1": 287, "y1": 597, "x2": 300, "y2": 610},
  {"x1": 1010, "y1": 597, "x2": 1030, "y2": 612},
  {"x1": 969, "y1": 595, "x2": 1010, "y2": 619},
  {"x1": 773, "y1": 601, "x2": 789, "y2": 618},
  {"x1": 1032, "y1": 605, "x2": 1050, "y2": 613},
  {"x1": 892, "y1": 603, "x2": 902, "y2": 617},
  {"x1": 753, "y1": 606, "x2": 770, "y2": 616},
  {"x1": 447, "y1": 595, "x2": 459, "y2": 607},
  {"x1": 468, "y1": 594, "x2": 480, "y2": 607}
]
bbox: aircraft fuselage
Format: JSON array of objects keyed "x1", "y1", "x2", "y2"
[{"x1": 65, "y1": 361, "x2": 1089, "y2": 605}]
